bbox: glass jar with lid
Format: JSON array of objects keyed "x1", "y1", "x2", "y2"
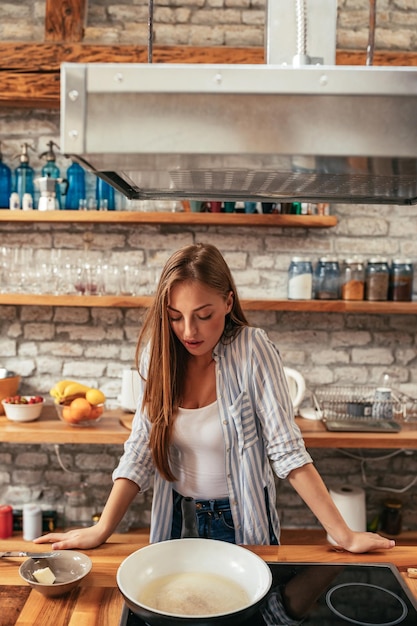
[
  {"x1": 341, "y1": 258, "x2": 365, "y2": 301},
  {"x1": 287, "y1": 257, "x2": 313, "y2": 300},
  {"x1": 389, "y1": 259, "x2": 413, "y2": 301},
  {"x1": 365, "y1": 258, "x2": 390, "y2": 301},
  {"x1": 314, "y1": 257, "x2": 340, "y2": 300}
]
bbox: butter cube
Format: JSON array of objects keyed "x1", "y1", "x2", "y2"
[{"x1": 33, "y1": 566, "x2": 56, "y2": 585}]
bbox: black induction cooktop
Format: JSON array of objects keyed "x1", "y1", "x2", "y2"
[{"x1": 118, "y1": 562, "x2": 417, "y2": 626}]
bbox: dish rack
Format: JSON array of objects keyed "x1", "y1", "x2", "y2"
[{"x1": 314, "y1": 387, "x2": 406, "y2": 422}]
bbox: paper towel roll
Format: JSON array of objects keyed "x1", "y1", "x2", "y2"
[{"x1": 327, "y1": 485, "x2": 366, "y2": 545}]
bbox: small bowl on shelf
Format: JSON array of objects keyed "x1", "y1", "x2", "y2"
[
  {"x1": 19, "y1": 550, "x2": 92, "y2": 598},
  {"x1": 55, "y1": 398, "x2": 104, "y2": 427},
  {"x1": 1, "y1": 395, "x2": 44, "y2": 422}
]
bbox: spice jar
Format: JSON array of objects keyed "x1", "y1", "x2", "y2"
[
  {"x1": 365, "y1": 258, "x2": 390, "y2": 301},
  {"x1": 314, "y1": 257, "x2": 340, "y2": 300},
  {"x1": 0, "y1": 504, "x2": 13, "y2": 538},
  {"x1": 380, "y1": 499, "x2": 402, "y2": 536},
  {"x1": 287, "y1": 257, "x2": 313, "y2": 300},
  {"x1": 341, "y1": 258, "x2": 365, "y2": 300},
  {"x1": 389, "y1": 259, "x2": 413, "y2": 301}
]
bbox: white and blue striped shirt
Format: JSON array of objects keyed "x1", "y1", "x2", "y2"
[{"x1": 113, "y1": 325, "x2": 312, "y2": 545}]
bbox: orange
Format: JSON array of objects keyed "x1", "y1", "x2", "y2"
[
  {"x1": 89, "y1": 405, "x2": 104, "y2": 421},
  {"x1": 69, "y1": 397, "x2": 92, "y2": 422}
]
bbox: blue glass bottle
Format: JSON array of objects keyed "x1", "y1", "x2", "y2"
[
  {"x1": 14, "y1": 143, "x2": 35, "y2": 207},
  {"x1": 0, "y1": 142, "x2": 12, "y2": 209},
  {"x1": 96, "y1": 177, "x2": 115, "y2": 210},
  {"x1": 65, "y1": 160, "x2": 86, "y2": 210},
  {"x1": 40, "y1": 141, "x2": 62, "y2": 209}
]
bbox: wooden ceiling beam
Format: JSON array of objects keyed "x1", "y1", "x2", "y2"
[
  {"x1": 45, "y1": 0, "x2": 87, "y2": 43},
  {"x1": 0, "y1": 43, "x2": 416, "y2": 109}
]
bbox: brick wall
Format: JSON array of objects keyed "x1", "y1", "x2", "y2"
[{"x1": 0, "y1": 1, "x2": 416, "y2": 535}]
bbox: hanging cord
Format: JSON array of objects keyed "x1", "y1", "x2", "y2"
[
  {"x1": 339, "y1": 448, "x2": 417, "y2": 494},
  {"x1": 148, "y1": 0, "x2": 154, "y2": 63},
  {"x1": 366, "y1": 0, "x2": 377, "y2": 66},
  {"x1": 54, "y1": 443, "x2": 82, "y2": 475}
]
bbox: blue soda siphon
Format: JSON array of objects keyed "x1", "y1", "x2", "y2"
[
  {"x1": 65, "y1": 160, "x2": 86, "y2": 210},
  {"x1": 314, "y1": 257, "x2": 341, "y2": 299},
  {"x1": 0, "y1": 142, "x2": 12, "y2": 208},
  {"x1": 14, "y1": 143, "x2": 35, "y2": 207},
  {"x1": 39, "y1": 141, "x2": 62, "y2": 209}
]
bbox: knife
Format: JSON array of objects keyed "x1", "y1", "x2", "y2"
[{"x1": 0, "y1": 551, "x2": 58, "y2": 558}]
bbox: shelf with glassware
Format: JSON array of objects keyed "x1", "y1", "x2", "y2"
[
  {"x1": 0, "y1": 210, "x2": 337, "y2": 228},
  {"x1": 0, "y1": 293, "x2": 416, "y2": 314}
]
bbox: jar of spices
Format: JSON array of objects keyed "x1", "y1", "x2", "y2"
[
  {"x1": 380, "y1": 499, "x2": 402, "y2": 536},
  {"x1": 314, "y1": 257, "x2": 340, "y2": 300},
  {"x1": 389, "y1": 259, "x2": 413, "y2": 301},
  {"x1": 365, "y1": 258, "x2": 390, "y2": 301},
  {"x1": 341, "y1": 258, "x2": 365, "y2": 301},
  {"x1": 287, "y1": 257, "x2": 313, "y2": 300},
  {"x1": 0, "y1": 504, "x2": 13, "y2": 539}
]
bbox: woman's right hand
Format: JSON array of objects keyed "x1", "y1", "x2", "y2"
[{"x1": 33, "y1": 524, "x2": 107, "y2": 551}]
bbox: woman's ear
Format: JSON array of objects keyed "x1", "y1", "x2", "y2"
[{"x1": 226, "y1": 291, "x2": 234, "y2": 313}]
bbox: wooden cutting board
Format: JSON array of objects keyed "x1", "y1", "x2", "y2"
[
  {"x1": 119, "y1": 413, "x2": 134, "y2": 431},
  {"x1": 0, "y1": 586, "x2": 31, "y2": 626}
]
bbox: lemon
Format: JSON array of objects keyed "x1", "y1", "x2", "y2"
[{"x1": 85, "y1": 388, "x2": 106, "y2": 406}]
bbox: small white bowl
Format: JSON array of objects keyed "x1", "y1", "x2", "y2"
[
  {"x1": 19, "y1": 550, "x2": 92, "y2": 598},
  {"x1": 1, "y1": 396, "x2": 44, "y2": 422}
]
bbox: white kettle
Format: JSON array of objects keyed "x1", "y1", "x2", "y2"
[{"x1": 283, "y1": 367, "x2": 306, "y2": 412}]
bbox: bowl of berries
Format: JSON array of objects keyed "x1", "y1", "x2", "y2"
[{"x1": 1, "y1": 395, "x2": 44, "y2": 422}]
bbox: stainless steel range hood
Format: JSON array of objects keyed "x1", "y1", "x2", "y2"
[{"x1": 60, "y1": 1, "x2": 417, "y2": 205}]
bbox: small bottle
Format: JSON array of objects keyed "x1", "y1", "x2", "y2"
[
  {"x1": 0, "y1": 142, "x2": 12, "y2": 209},
  {"x1": 96, "y1": 177, "x2": 115, "y2": 211},
  {"x1": 22, "y1": 192, "x2": 34, "y2": 211},
  {"x1": 288, "y1": 257, "x2": 313, "y2": 300},
  {"x1": 365, "y1": 258, "x2": 390, "y2": 301},
  {"x1": 389, "y1": 259, "x2": 413, "y2": 302},
  {"x1": 14, "y1": 143, "x2": 35, "y2": 208},
  {"x1": 39, "y1": 141, "x2": 62, "y2": 209},
  {"x1": 23, "y1": 503, "x2": 42, "y2": 541},
  {"x1": 0, "y1": 504, "x2": 13, "y2": 539},
  {"x1": 314, "y1": 257, "x2": 340, "y2": 299},
  {"x1": 341, "y1": 258, "x2": 365, "y2": 300},
  {"x1": 65, "y1": 160, "x2": 86, "y2": 210},
  {"x1": 380, "y1": 499, "x2": 402, "y2": 536},
  {"x1": 9, "y1": 191, "x2": 20, "y2": 210}
]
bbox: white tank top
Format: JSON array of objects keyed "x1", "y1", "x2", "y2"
[{"x1": 171, "y1": 400, "x2": 228, "y2": 499}]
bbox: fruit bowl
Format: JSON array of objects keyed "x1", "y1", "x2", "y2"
[
  {"x1": 55, "y1": 399, "x2": 104, "y2": 427},
  {"x1": 1, "y1": 395, "x2": 44, "y2": 422}
]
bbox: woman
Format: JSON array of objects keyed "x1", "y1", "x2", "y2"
[{"x1": 36, "y1": 243, "x2": 394, "y2": 552}]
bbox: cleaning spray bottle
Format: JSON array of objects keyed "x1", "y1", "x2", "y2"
[
  {"x1": 14, "y1": 143, "x2": 35, "y2": 208},
  {"x1": 0, "y1": 142, "x2": 12, "y2": 209},
  {"x1": 39, "y1": 141, "x2": 62, "y2": 209}
]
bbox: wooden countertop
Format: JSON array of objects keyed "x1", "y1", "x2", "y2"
[
  {"x1": 1, "y1": 530, "x2": 417, "y2": 625},
  {"x1": 1, "y1": 405, "x2": 417, "y2": 449}
]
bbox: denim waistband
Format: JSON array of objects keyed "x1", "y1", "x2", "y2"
[{"x1": 173, "y1": 490, "x2": 230, "y2": 513}]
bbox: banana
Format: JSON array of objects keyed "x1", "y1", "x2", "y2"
[
  {"x1": 62, "y1": 382, "x2": 91, "y2": 398},
  {"x1": 55, "y1": 379, "x2": 78, "y2": 396}
]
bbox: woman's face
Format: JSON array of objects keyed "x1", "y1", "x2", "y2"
[{"x1": 167, "y1": 280, "x2": 233, "y2": 359}]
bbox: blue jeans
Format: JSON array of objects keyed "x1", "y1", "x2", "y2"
[{"x1": 171, "y1": 489, "x2": 278, "y2": 544}]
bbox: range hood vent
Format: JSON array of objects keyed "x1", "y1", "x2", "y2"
[{"x1": 60, "y1": 2, "x2": 417, "y2": 205}]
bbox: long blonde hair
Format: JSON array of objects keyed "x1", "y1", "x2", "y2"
[{"x1": 135, "y1": 243, "x2": 248, "y2": 480}]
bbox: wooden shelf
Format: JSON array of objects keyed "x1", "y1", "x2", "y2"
[
  {"x1": 1, "y1": 405, "x2": 416, "y2": 447},
  {"x1": 297, "y1": 417, "x2": 417, "y2": 450},
  {"x1": 0, "y1": 210, "x2": 337, "y2": 228},
  {"x1": 0, "y1": 293, "x2": 416, "y2": 314}
]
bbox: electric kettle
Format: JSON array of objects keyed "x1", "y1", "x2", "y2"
[{"x1": 283, "y1": 367, "x2": 306, "y2": 412}]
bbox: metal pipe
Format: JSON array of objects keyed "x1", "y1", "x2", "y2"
[{"x1": 366, "y1": 0, "x2": 377, "y2": 66}]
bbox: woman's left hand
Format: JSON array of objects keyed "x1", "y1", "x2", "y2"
[{"x1": 334, "y1": 531, "x2": 395, "y2": 554}]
